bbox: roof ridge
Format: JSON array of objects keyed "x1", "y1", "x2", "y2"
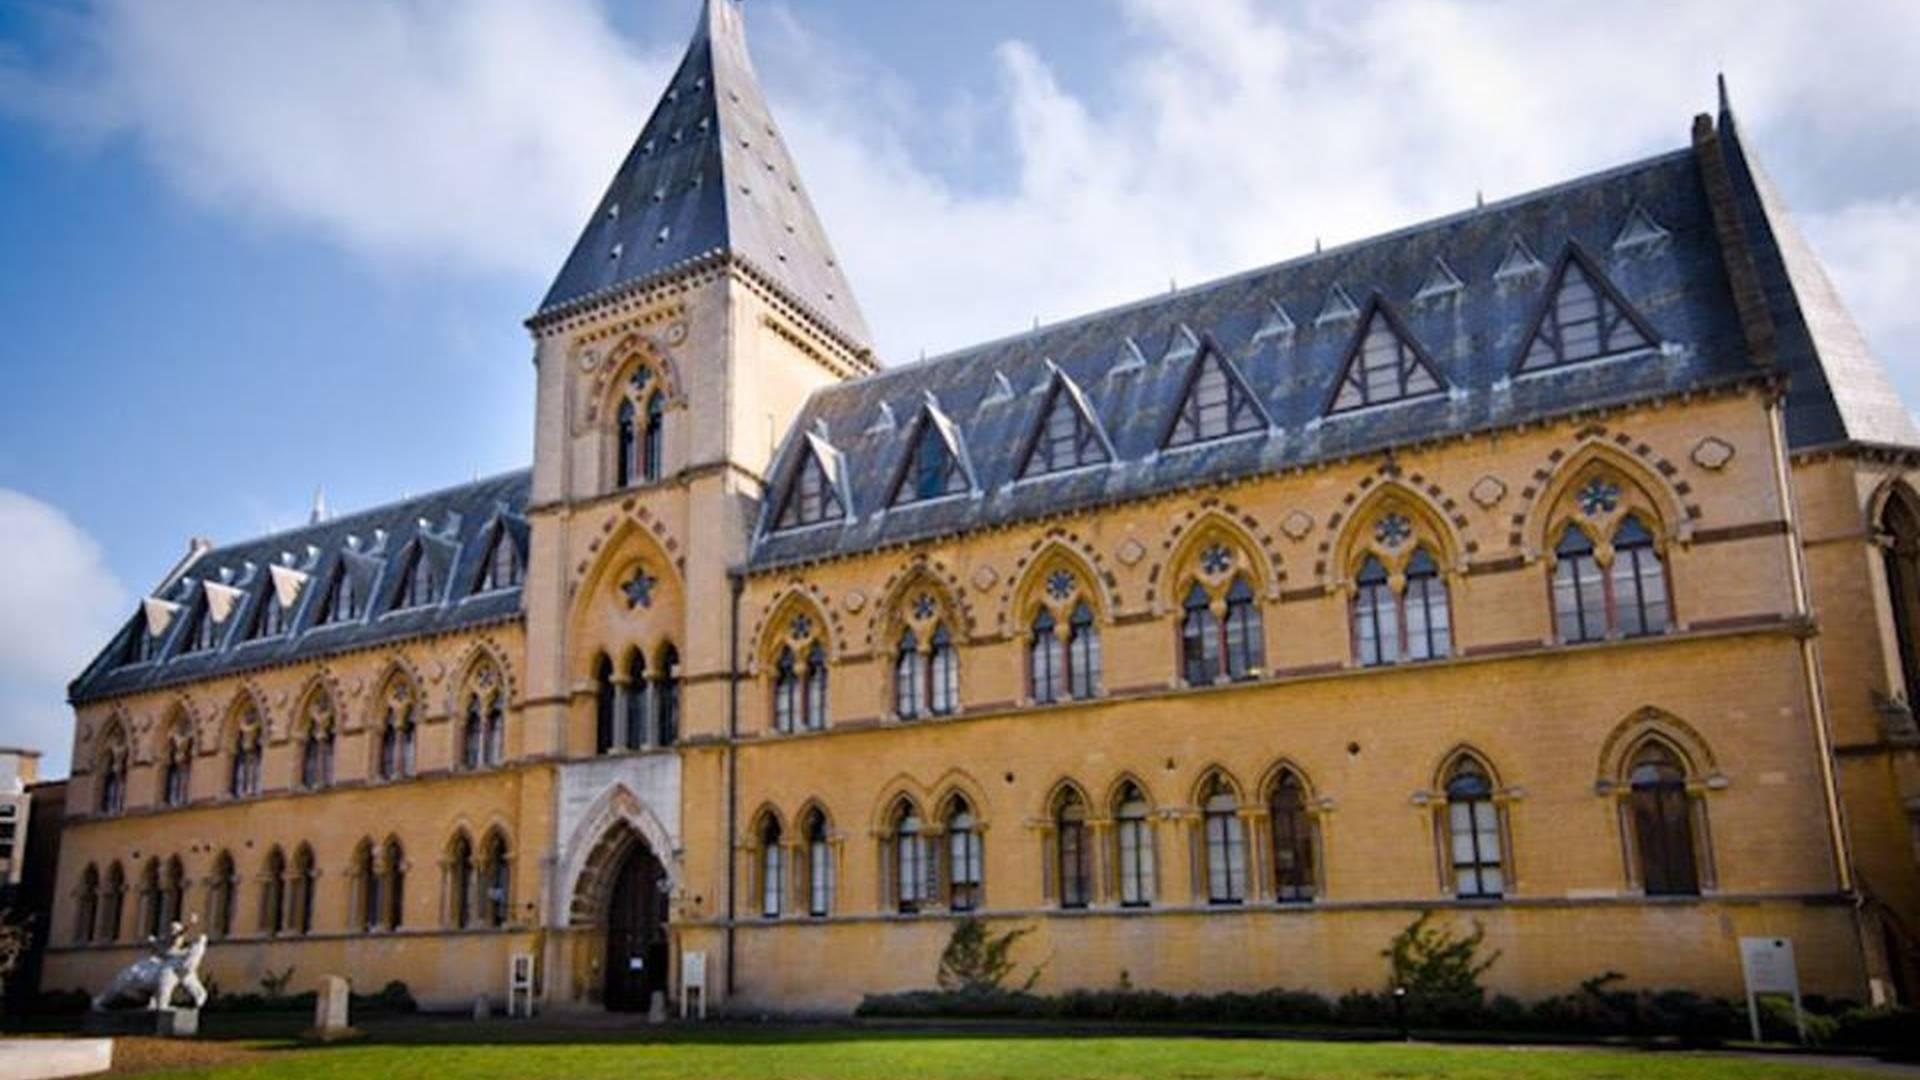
[{"x1": 189, "y1": 467, "x2": 531, "y2": 564}]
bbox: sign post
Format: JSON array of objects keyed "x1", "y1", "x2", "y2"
[{"x1": 1738, "y1": 937, "x2": 1803, "y2": 1044}]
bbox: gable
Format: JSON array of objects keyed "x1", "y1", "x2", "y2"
[
  {"x1": 1165, "y1": 343, "x2": 1265, "y2": 448},
  {"x1": 1019, "y1": 372, "x2": 1111, "y2": 478},
  {"x1": 1517, "y1": 249, "x2": 1657, "y2": 373},
  {"x1": 775, "y1": 441, "x2": 847, "y2": 529},
  {"x1": 1328, "y1": 301, "x2": 1445, "y2": 414},
  {"x1": 891, "y1": 410, "x2": 971, "y2": 505}
]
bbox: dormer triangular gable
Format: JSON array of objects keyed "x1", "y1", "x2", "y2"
[
  {"x1": 1612, "y1": 204, "x2": 1671, "y2": 252},
  {"x1": 1515, "y1": 245, "x2": 1659, "y2": 373},
  {"x1": 1315, "y1": 285, "x2": 1360, "y2": 326},
  {"x1": 1414, "y1": 258, "x2": 1465, "y2": 302},
  {"x1": 1018, "y1": 364, "x2": 1113, "y2": 479},
  {"x1": 1163, "y1": 336, "x2": 1269, "y2": 448},
  {"x1": 889, "y1": 396, "x2": 974, "y2": 506},
  {"x1": 1493, "y1": 238, "x2": 1545, "y2": 281},
  {"x1": 1162, "y1": 323, "x2": 1201, "y2": 364},
  {"x1": 203, "y1": 581, "x2": 245, "y2": 624},
  {"x1": 1250, "y1": 299, "x2": 1295, "y2": 345},
  {"x1": 1327, "y1": 297, "x2": 1446, "y2": 414},
  {"x1": 267, "y1": 563, "x2": 309, "y2": 610},
  {"x1": 774, "y1": 433, "x2": 850, "y2": 530},
  {"x1": 142, "y1": 596, "x2": 182, "y2": 639}
]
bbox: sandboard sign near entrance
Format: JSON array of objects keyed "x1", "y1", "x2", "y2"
[{"x1": 1738, "y1": 937, "x2": 1804, "y2": 1043}]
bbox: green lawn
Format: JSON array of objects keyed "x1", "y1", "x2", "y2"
[{"x1": 98, "y1": 1023, "x2": 1892, "y2": 1080}]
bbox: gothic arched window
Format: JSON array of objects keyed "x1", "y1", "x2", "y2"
[
  {"x1": 1268, "y1": 770, "x2": 1316, "y2": 902},
  {"x1": 1200, "y1": 775, "x2": 1247, "y2": 904},
  {"x1": 376, "y1": 681, "x2": 417, "y2": 781},
  {"x1": 1445, "y1": 757, "x2": 1505, "y2": 899},
  {"x1": 1029, "y1": 609, "x2": 1062, "y2": 704},
  {"x1": 1181, "y1": 583, "x2": 1219, "y2": 687},
  {"x1": 625, "y1": 651, "x2": 649, "y2": 751},
  {"x1": 449, "y1": 833, "x2": 475, "y2": 929},
  {"x1": 594, "y1": 654, "x2": 616, "y2": 755},
  {"x1": 76, "y1": 865, "x2": 100, "y2": 943},
  {"x1": 894, "y1": 630, "x2": 923, "y2": 719},
  {"x1": 229, "y1": 709, "x2": 263, "y2": 799},
  {"x1": 102, "y1": 863, "x2": 126, "y2": 941},
  {"x1": 1055, "y1": 787, "x2": 1092, "y2": 909},
  {"x1": 804, "y1": 642, "x2": 828, "y2": 731},
  {"x1": 97, "y1": 726, "x2": 129, "y2": 815},
  {"x1": 892, "y1": 801, "x2": 929, "y2": 914},
  {"x1": 616, "y1": 398, "x2": 639, "y2": 488},
  {"x1": 1114, "y1": 783, "x2": 1155, "y2": 908},
  {"x1": 290, "y1": 845, "x2": 316, "y2": 935},
  {"x1": 643, "y1": 391, "x2": 665, "y2": 483},
  {"x1": 655, "y1": 644, "x2": 681, "y2": 746},
  {"x1": 208, "y1": 852, "x2": 237, "y2": 938},
  {"x1": 162, "y1": 721, "x2": 193, "y2": 808},
  {"x1": 262, "y1": 847, "x2": 287, "y2": 935},
  {"x1": 300, "y1": 695, "x2": 336, "y2": 791},
  {"x1": 483, "y1": 831, "x2": 511, "y2": 928},
  {"x1": 945, "y1": 798, "x2": 981, "y2": 913},
  {"x1": 773, "y1": 647, "x2": 799, "y2": 734},
  {"x1": 804, "y1": 809, "x2": 833, "y2": 917},
  {"x1": 1352, "y1": 545, "x2": 1452, "y2": 667},
  {"x1": 1629, "y1": 743, "x2": 1700, "y2": 896},
  {"x1": 760, "y1": 816, "x2": 785, "y2": 919}
]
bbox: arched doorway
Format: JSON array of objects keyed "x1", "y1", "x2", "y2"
[{"x1": 600, "y1": 839, "x2": 670, "y2": 1011}]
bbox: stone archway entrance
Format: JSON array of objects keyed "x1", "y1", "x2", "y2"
[{"x1": 603, "y1": 840, "x2": 670, "y2": 1011}]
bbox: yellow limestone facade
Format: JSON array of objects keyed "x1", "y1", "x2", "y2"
[{"x1": 42, "y1": 4, "x2": 1920, "y2": 1015}]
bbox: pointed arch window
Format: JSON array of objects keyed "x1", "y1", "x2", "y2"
[
  {"x1": 208, "y1": 852, "x2": 237, "y2": 937},
  {"x1": 616, "y1": 398, "x2": 639, "y2": 488},
  {"x1": 1021, "y1": 381, "x2": 1109, "y2": 476},
  {"x1": 377, "y1": 684, "x2": 418, "y2": 781},
  {"x1": 642, "y1": 391, "x2": 665, "y2": 482},
  {"x1": 1068, "y1": 603, "x2": 1100, "y2": 700},
  {"x1": 1055, "y1": 789, "x2": 1092, "y2": 909},
  {"x1": 775, "y1": 447, "x2": 845, "y2": 530},
  {"x1": 1519, "y1": 254, "x2": 1655, "y2": 371},
  {"x1": 946, "y1": 798, "x2": 981, "y2": 912},
  {"x1": 1182, "y1": 578, "x2": 1263, "y2": 685},
  {"x1": 1628, "y1": 743, "x2": 1701, "y2": 896},
  {"x1": 1268, "y1": 771, "x2": 1316, "y2": 902},
  {"x1": 450, "y1": 833, "x2": 476, "y2": 929},
  {"x1": 892, "y1": 802, "x2": 930, "y2": 914},
  {"x1": 1114, "y1": 784, "x2": 1155, "y2": 908},
  {"x1": 1353, "y1": 548, "x2": 1451, "y2": 666},
  {"x1": 482, "y1": 831, "x2": 511, "y2": 928},
  {"x1": 76, "y1": 865, "x2": 100, "y2": 943},
  {"x1": 594, "y1": 654, "x2": 616, "y2": 754},
  {"x1": 1330, "y1": 306, "x2": 1442, "y2": 413},
  {"x1": 1880, "y1": 493, "x2": 1920, "y2": 704},
  {"x1": 894, "y1": 630, "x2": 923, "y2": 719},
  {"x1": 929, "y1": 626, "x2": 958, "y2": 715},
  {"x1": 773, "y1": 647, "x2": 799, "y2": 734},
  {"x1": 1445, "y1": 758, "x2": 1504, "y2": 899},
  {"x1": 1167, "y1": 349, "x2": 1262, "y2": 447},
  {"x1": 161, "y1": 856, "x2": 186, "y2": 930},
  {"x1": 101, "y1": 863, "x2": 126, "y2": 941},
  {"x1": 300, "y1": 701, "x2": 336, "y2": 791},
  {"x1": 289, "y1": 846, "x2": 316, "y2": 935},
  {"x1": 1029, "y1": 609, "x2": 1063, "y2": 704},
  {"x1": 262, "y1": 848, "x2": 287, "y2": 935},
  {"x1": 137, "y1": 859, "x2": 162, "y2": 939},
  {"x1": 229, "y1": 712, "x2": 263, "y2": 799},
  {"x1": 355, "y1": 843, "x2": 381, "y2": 931},
  {"x1": 655, "y1": 645, "x2": 681, "y2": 746},
  {"x1": 1201, "y1": 776, "x2": 1248, "y2": 904},
  {"x1": 760, "y1": 817, "x2": 785, "y2": 918},
  {"x1": 382, "y1": 838, "x2": 406, "y2": 930},
  {"x1": 97, "y1": 732, "x2": 128, "y2": 815},
  {"x1": 1553, "y1": 516, "x2": 1669, "y2": 643},
  {"x1": 803, "y1": 643, "x2": 828, "y2": 731},
  {"x1": 162, "y1": 728, "x2": 192, "y2": 809},
  {"x1": 893, "y1": 419, "x2": 968, "y2": 505},
  {"x1": 1181, "y1": 583, "x2": 1220, "y2": 687},
  {"x1": 804, "y1": 810, "x2": 833, "y2": 917},
  {"x1": 625, "y1": 651, "x2": 649, "y2": 751}
]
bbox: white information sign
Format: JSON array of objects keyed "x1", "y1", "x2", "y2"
[{"x1": 1738, "y1": 937, "x2": 1804, "y2": 1043}]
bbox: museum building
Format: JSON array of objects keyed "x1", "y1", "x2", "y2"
[{"x1": 42, "y1": 0, "x2": 1920, "y2": 1012}]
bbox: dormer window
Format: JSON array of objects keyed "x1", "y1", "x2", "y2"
[
  {"x1": 181, "y1": 606, "x2": 217, "y2": 655},
  {"x1": 249, "y1": 590, "x2": 288, "y2": 641},
  {"x1": 119, "y1": 622, "x2": 157, "y2": 666},
  {"x1": 1517, "y1": 249, "x2": 1656, "y2": 372},
  {"x1": 1019, "y1": 373, "x2": 1110, "y2": 478},
  {"x1": 477, "y1": 528, "x2": 522, "y2": 593},
  {"x1": 316, "y1": 564, "x2": 360, "y2": 626},
  {"x1": 774, "y1": 446, "x2": 844, "y2": 530},
  {"x1": 1165, "y1": 346, "x2": 1263, "y2": 448},
  {"x1": 1328, "y1": 301, "x2": 1443, "y2": 414},
  {"x1": 394, "y1": 547, "x2": 438, "y2": 610},
  {"x1": 891, "y1": 417, "x2": 967, "y2": 506}
]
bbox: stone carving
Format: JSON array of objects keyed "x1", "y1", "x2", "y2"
[
  {"x1": 1469, "y1": 475, "x2": 1507, "y2": 509},
  {"x1": 1280, "y1": 510, "x2": 1314, "y2": 541},
  {"x1": 842, "y1": 589, "x2": 867, "y2": 614},
  {"x1": 1116, "y1": 538, "x2": 1147, "y2": 567},
  {"x1": 970, "y1": 565, "x2": 998, "y2": 592},
  {"x1": 1691, "y1": 437, "x2": 1735, "y2": 471},
  {"x1": 93, "y1": 921, "x2": 209, "y2": 1013}
]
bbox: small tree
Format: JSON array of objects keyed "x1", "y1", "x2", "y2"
[
  {"x1": 936, "y1": 917, "x2": 1040, "y2": 994},
  {"x1": 1384, "y1": 911, "x2": 1499, "y2": 1010}
]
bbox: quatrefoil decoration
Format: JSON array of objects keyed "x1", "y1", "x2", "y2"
[
  {"x1": 1199, "y1": 543, "x2": 1233, "y2": 577},
  {"x1": 1577, "y1": 478, "x2": 1622, "y2": 518},
  {"x1": 1373, "y1": 512, "x2": 1413, "y2": 548},
  {"x1": 911, "y1": 593, "x2": 937, "y2": 621},
  {"x1": 1045, "y1": 570, "x2": 1075, "y2": 601},
  {"x1": 622, "y1": 564, "x2": 659, "y2": 609},
  {"x1": 788, "y1": 614, "x2": 813, "y2": 641}
]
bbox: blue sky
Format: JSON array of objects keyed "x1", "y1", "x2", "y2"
[{"x1": 3, "y1": 0, "x2": 1918, "y2": 774}]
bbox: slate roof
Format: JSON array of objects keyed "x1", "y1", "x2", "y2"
[
  {"x1": 71, "y1": 471, "x2": 531, "y2": 705},
  {"x1": 532, "y1": 0, "x2": 871, "y2": 351},
  {"x1": 750, "y1": 108, "x2": 1916, "y2": 570}
]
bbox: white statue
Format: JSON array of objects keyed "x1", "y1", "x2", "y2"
[{"x1": 93, "y1": 919, "x2": 209, "y2": 1012}]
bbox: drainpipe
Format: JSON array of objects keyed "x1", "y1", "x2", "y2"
[{"x1": 725, "y1": 570, "x2": 744, "y2": 998}]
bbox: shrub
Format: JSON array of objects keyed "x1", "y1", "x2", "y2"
[
  {"x1": 937, "y1": 918, "x2": 1039, "y2": 994},
  {"x1": 1834, "y1": 1005, "x2": 1920, "y2": 1057},
  {"x1": 1383, "y1": 911, "x2": 1499, "y2": 1016}
]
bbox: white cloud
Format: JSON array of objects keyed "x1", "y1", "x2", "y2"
[
  {"x1": 0, "y1": 490, "x2": 128, "y2": 776},
  {"x1": 3, "y1": 0, "x2": 1918, "y2": 380}
]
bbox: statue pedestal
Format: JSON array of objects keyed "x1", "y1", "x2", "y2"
[{"x1": 84, "y1": 1007, "x2": 199, "y2": 1038}]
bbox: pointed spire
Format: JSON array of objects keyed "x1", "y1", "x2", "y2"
[
  {"x1": 535, "y1": 0, "x2": 870, "y2": 350},
  {"x1": 309, "y1": 487, "x2": 329, "y2": 525}
]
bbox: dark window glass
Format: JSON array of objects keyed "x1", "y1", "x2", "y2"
[
  {"x1": 928, "y1": 625, "x2": 958, "y2": 716},
  {"x1": 894, "y1": 630, "x2": 922, "y2": 718},
  {"x1": 1067, "y1": 602, "x2": 1099, "y2": 700},
  {"x1": 1029, "y1": 609, "x2": 1062, "y2": 704},
  {"x1": 642, "y1": 392, "x2": 664, "y2": 483},
  {"x1": 625, "y1": 652, "x2": 648, "y2": 750},
  {"x1": 1056, "y1": 791, "x2": 1092, "y2": 909},
  {"x1": 894, "y1": 420, "x2": 967, "y2": 505},
  {"x1": 776, "y1": 450, "x2": 845, "y2": 530},
  {"x1": 1553, "y1": 525, "x2": 1607, "y2": 643},
  {"x1": 595, "y1": 655, "x2": 616, "y2": 754},
  {"x1": 655, "y1": 646, "x2": 680, "y2": 746},
  {"x1": 806, "y1": 812, "x2": 833, "y2": 917},
  {"x1": 1181, "y1": 583, "x2": 1219, "y2": 686},
  {"x1": 1353, "y1": 556, "x2": 1395, "y2": 667},
  {"x1": 894, "y1": 803, "x2": 928, "y2": 913},
  {"x1": 1629, "y1": 744, "x2": 1699, "y2": 896},
  {"x1": 946, "y1": 801, "x2": 981, "y2": 912},
  {"x1": 1223, "y1": 578, "x2": 1262, "y2": 680},
  {"x1": 1269, "y1": 772, "x2": 1315, "y2": 902},
  {"x1": 616, "y1": 398, "x2": 638, "y2": 488},
  {"x1": 773, "y1": 647, "x2": 798, "y2": 733},
  {"x1": 804, "y1": 643, "x2": 828, "y2": 731}
]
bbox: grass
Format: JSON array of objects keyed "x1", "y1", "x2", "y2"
[{"x1": 61, "y1": 1018, "x2": 1891, "y2": 1079}]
